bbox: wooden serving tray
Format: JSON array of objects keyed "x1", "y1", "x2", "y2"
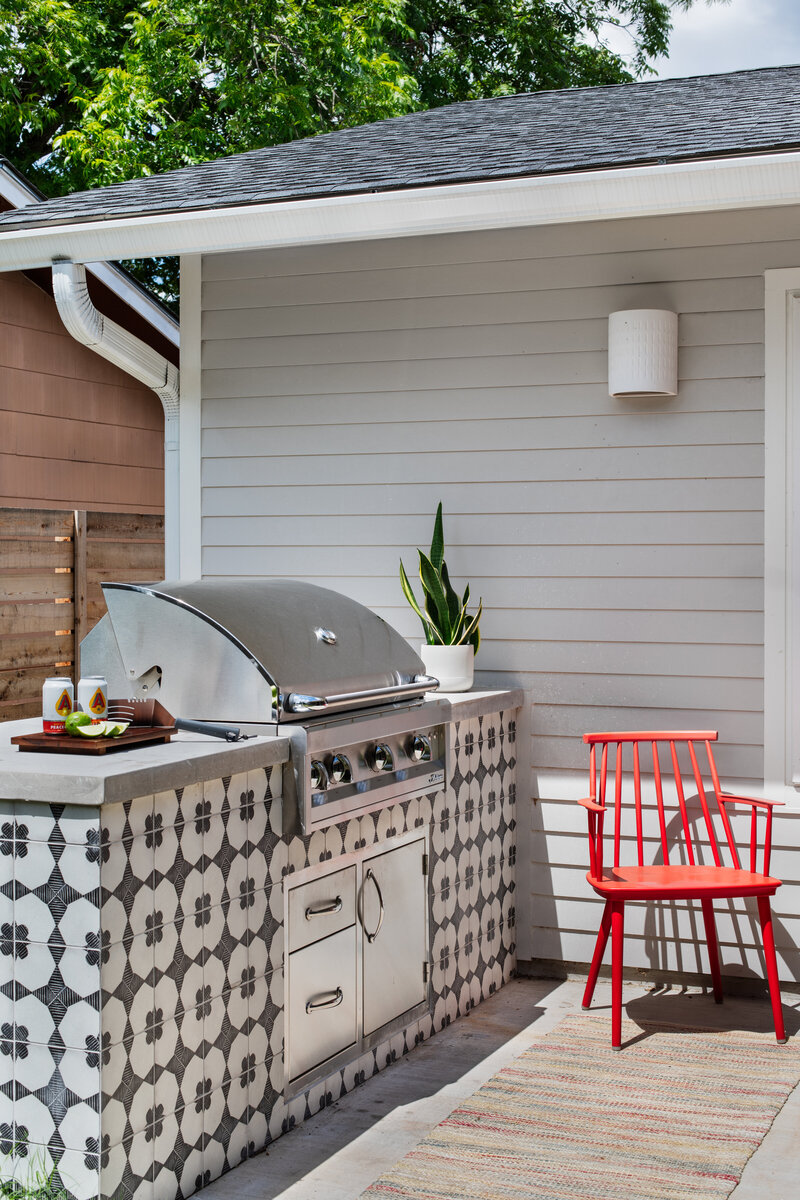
[{"x1": 11, "y1": 727, "x2": 175, "y2": 755}]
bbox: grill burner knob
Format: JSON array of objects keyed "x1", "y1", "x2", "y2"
[
  {"x1": 369, "y1": 743, "x2": 394, "y2": 773},
  {"x1": 329, "y1": 754, "x2": 352, "y2": 784},
  {"x1": 309, "y1": 759, "x2": 329, "y2": 791},
  {"x1": 408, "y1": 734, "x2": 432, "y2": 762}
]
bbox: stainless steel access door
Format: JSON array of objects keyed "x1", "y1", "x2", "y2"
[{"x1": 361, "y1": 836, "x2": 428, "y2": 1036}]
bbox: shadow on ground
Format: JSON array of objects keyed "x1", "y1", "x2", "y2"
[{"x1": 604, "y1": 981, "x2": 800, "y2": 1048}]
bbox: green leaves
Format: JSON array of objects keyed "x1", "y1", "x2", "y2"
[
  {"x1": 400, "y1": 502, "x2": 482, "y2": 651},
  {"x1": 0, "y1": 1, "x2": 419, "y2": 304}
]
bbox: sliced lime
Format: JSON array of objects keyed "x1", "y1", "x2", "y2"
[
  {"x1": 106, "y1": 721, "x2": 130, "y2": 737},
  {"x1": 76, "y1": 723, "x2": 109, "y2": 738}
]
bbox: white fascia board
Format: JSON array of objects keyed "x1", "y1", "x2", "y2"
[{"x1": 1, "y1": 150, "x2": 800, "y2": 271}]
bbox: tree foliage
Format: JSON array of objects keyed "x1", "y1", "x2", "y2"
[
  {"x1": 1, "y1": 0, "x2": 417, "y2": 193},
  {"x1": 0, "y1": 1, "x2": 712, "y2": 305},
  {"x1": 396, "y1": 2, "x2": 694, "y2": 108}
]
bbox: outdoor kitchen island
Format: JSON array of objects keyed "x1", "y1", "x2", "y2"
[{"x1": 0, "y1": 688, "x2": 521, "y2": 1200}]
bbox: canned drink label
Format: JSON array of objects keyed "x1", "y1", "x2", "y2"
[
  {"x1": 43, "y1": 678, "x2": 74, "y2": 735},
  {"x1": 78, "y1": 677, "x2": 108, "y2": 723}
]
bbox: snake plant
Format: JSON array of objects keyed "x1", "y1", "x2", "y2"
[{"x1": 400, "y1": 503, "x2": 482, "y2": 652}]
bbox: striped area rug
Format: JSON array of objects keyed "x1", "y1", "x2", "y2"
[{"x1": 361, "y1": 1013, "x2": 800, "y2": 1200}]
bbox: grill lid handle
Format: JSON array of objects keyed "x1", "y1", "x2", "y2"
[
  {"x1": 285, "y1": 675, "x2": 439, "y2": 714},
  {"x1": 285, "y1": 694, "x2": 329, "y2": 712}
]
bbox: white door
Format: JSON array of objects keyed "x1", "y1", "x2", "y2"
[{"x1": 361, "y1": 835, "x2": 427, "y2": 1036}]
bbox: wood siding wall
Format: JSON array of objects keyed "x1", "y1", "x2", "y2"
[
  {"x1": 0, "y1": 508, "x2": 164, "y2": 721},
  {"x1": 199, "y1": 204, "x2": 800, "y2": 984},
  {"x1": 0, "y1": 270, "x2": 165, "y2": 512}
]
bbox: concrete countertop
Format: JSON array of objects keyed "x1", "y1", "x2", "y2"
[
  {"x1": 0, "y1": 689, "x2": 522, "y2": 808},
  {"x1": 0, "y1": 718, "x2": 291, "y2": 807},
  {"x1": 433, "y1": 688, "x2": 525, "y2": 722}
]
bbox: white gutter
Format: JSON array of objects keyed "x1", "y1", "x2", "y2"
[
  {"x1": 82, "y1": 260, "x2": 179, "y2": 346},
  {"x1": 51, "y1": 260, "x2": 181, "y2": 576},
  {"x1": 2, "y1": 150, "x2": 800, "y2": 270}
]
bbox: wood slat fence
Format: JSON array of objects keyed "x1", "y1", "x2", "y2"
[{"x1": 1, "y1": 508, "x2": 164, "y2": 721}]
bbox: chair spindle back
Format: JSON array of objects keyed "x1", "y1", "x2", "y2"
[{"x1": 584, "y1": 731, "x2": 743, "y2": 876}]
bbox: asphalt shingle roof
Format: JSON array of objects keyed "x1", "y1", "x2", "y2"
[{"x1": 2, "y1": 65, "x2": 799, "y2": 232}]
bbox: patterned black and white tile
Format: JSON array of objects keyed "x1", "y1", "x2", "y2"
[
  {"x1": 2, "y1": 708, "x2": 518, "y2": 1200},
  {"x1": 0, "y1": 802, "x2": 104, "y2": 1200},
  {"x1": 428, "y1": 711, "x2": 517, "y2": 1026}
]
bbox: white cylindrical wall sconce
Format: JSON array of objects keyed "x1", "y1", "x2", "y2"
[{"x1": 608, "y1": 309, "x2": 678, "y2": 398}]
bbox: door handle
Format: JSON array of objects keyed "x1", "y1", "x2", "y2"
[
  {"x1": 305, "y1": 987, "x2": 344, "y2": 1014},
  {"x1": 305, "y1": 896, "x2": 342, "y2": 920},
  {"x1": 364, "y1": 868, "x2": 385, "y2": 943}
]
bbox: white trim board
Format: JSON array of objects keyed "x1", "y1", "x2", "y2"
[
  {"x1": 179, "y1": 254, "x2": 202, "y2": 580},
  {"x1": 764, "y1": 268, "x2": 800, "y2": 804},
  {"x1": 3, "y1": 151, "x2": 800, "y2": 271}
]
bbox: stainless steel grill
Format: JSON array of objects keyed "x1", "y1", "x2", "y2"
[{"x1": 81, "y1": 578, "x2": 447, "y2": 833}]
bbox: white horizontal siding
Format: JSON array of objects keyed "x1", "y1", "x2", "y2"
[
  {"x1": 200, "y1": 202, "x2": 800, "y2": 982},
  {"x1": 202, "y1": 378, "x2": 763, "y2": 426},
  {"x1": 202, "y1": 410, "x2": 763, "y2": 456},
  {"x1": 200, "y1": 310, "x2": 763, "y2": 368}
]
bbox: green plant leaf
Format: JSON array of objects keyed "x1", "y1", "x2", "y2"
[
  {"x1": 458, "y1": 599, "x2": 483, "y2": 650},
  {"x1": 430, "y1": 501, "x2": 444, "y2": 570},
  {"x1": 440, "y1": 559, "x2": 461, "y2": 630},
  {"x1": 399, "y1": 558, "x2": 432, "y2": 640},
  {"x1": 418, "y1": 550, "x2": 451, "y2": 641}
]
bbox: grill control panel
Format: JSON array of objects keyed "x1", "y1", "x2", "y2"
[{"x1": 299, "y1": 721, "x2": 446, "y2": 832}]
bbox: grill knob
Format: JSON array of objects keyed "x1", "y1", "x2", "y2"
[
  {"x1": 309, "y1": 759, "x2": 329, "y2": 791},
  {"x1": 329, "y1": 754, "x2": 352, "y2": 784},
  {"x1": 369, "y1": 743, "x2": 394, "y2": 773},
  {"x1": 408, "y1": 734, "x2": 432, "y2": 763}
]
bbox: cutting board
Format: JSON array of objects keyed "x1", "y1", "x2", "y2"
[{"x1": 11, "y1": 727, "x2": 174, "y2": 755}]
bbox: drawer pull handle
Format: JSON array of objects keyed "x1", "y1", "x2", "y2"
[
  {"x1": 364, "y1": 868, "x2": 385, "y2": 944},
  {"x1": 305, "y1": 896, "x2": 343, "y2": 920},
  {"x1": 306, "y1": 987, "x2": 344, "y2": 1014}
]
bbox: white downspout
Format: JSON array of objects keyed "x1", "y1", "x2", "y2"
[{"x1": 51, "y1": 259, "x2": 181, "y2": 576}]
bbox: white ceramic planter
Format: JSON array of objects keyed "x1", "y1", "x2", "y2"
[{"x1": 420, "y1": 643, "x2": 474, "y2": 692}]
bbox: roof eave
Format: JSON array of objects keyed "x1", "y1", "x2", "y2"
[{"x1": 1, "y1": 150, "x2": 800, "y2": 273}]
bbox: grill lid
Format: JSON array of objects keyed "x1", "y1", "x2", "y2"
[{"x1": 81, "y1": 578, "x2": 435, "y2": 723}]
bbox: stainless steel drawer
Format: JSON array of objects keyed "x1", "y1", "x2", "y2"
[
  {"x1": 287, "y1": 925, "x2": 358, "y2": 1082},
  {"x1": 287, "y1": 864, "x2": 356, "y2": 953}
]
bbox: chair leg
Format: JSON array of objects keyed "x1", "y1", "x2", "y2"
[
  {"x1": 610, "y1": 902, "x2": 625, "y2": 1051},
  {"x1": 701, "y1": 898, "x2": 723, "y2": 1004},
  {"x1": 757, "y1": 896, "x2": 787, "y2": 1043},
  {"x1": 582, "y1": 901, "x2": 612, "y2": 1010}
]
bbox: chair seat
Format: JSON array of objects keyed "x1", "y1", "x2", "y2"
[{"x1": 587, "y1": 863, "x2": 781, "y2": 901}]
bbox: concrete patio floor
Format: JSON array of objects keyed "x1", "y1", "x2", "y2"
[{"x1": 204, "y1": 976, "x2": 800, "y2": 1200}]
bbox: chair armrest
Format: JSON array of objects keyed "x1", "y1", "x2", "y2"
[
  {"x1": 718, "y1": 792, "x2": 785, "y2": 810},
  {"x1": 578, "y1": 796, "x2": 604, "y2": 813}
]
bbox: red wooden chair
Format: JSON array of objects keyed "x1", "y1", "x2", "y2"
[{"x1": 578, "y1": 731, "x2": 785, "y2": 1049}]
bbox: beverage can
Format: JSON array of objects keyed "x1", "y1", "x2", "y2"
[
  {"x1": 43, "y1": 677, "x2": 74, "y2": 735},
  {"x1": 78, "y1": 676, "x2": 108, "y2": 723}
]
